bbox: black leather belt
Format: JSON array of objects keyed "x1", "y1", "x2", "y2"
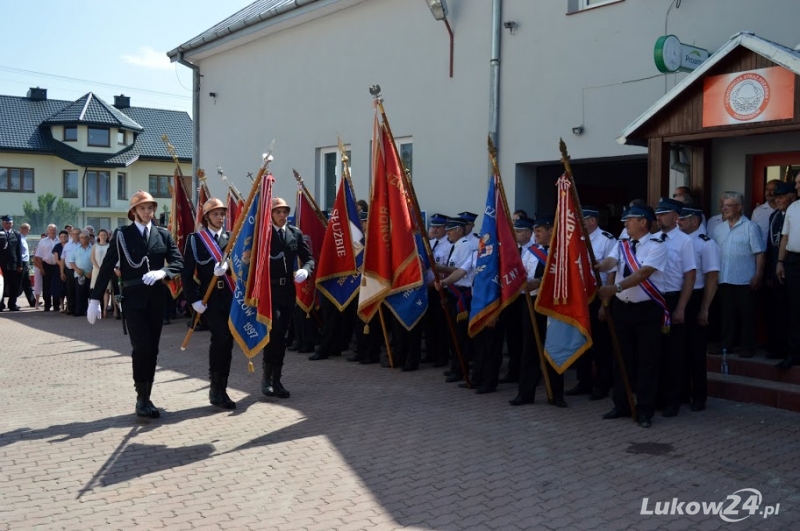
[
  {"x1": 271, "y1": 277, "x2": 290, "y2": 286},
  {"x1": 216, "y1": 280, "x2": 226, "y2": 289},
  {"x1": 122, "y1": 278, "x2": 145, "y2": 288}
]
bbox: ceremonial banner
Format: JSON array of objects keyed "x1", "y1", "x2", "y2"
[
  {"x1": 166, "y1": 171, "x2": 195, "y2": 299},
  {"x1": 294, "y1": 185, "x2": 326, "y2": 314},
  {"x1": 195, "y1": 181, "x2": 209, "y2": 230},
  {"x1": 468, "y1": 173, "x2": 526, "y2": 337},
  {"x1": 229, "y1": 174, "x2": 272, "y2": 361},
  {"x1": 357, "y1": 113, "x2": 424, "y2": 323},
  {"x1": 315, "y1": 176, "x2": 364, "y2": 310},
  {"x1": 226, "y1": 191, "x2": 244, "y2": 232},
  {"x1": 385, "y1": 231, "x2": 429, "y2": 330},
  {"x1": 535, "y1": 174, "x2": 598, "y2": 374}
]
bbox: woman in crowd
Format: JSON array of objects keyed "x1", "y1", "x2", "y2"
[
  {"x1": 33, "y1": 233, "x2": 46, "y2": 309},
  {"x1": 90, "y1": 229, "x2": 114, "y2": 318},
  {"x1": 52, "y1": 230, "x2": 69, "y2": 312}
]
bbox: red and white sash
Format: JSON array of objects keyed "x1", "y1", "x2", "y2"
[
  {"x1": 197, "y1": 230, "x2": 234, "y2": 294},
  {"x1": 619, "y1": 240, "x2": 670, "y2": 332}
]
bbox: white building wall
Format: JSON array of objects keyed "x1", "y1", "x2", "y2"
[{"x1": 185, "y1": 0, "x2": 800, "y2": 220}]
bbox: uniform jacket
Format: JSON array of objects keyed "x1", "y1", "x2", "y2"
[
  {"x1": 90, "y1": 223, "x2": 183, "y2": 309},
  {"x1": 0, "y1": 229, "x2": 22, "y2": 270},
  {"x1": 270, "y1": 224, "x2": 314, "y2": 306},
  {"x1": 182, "y1": 229, "x2": 232, "y2": 307}
]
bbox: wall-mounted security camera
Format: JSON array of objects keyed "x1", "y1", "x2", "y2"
[{"x1": 503, "y1": 21, "x2": 516, "y2": 34}]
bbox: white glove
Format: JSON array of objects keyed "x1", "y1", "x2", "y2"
[
  {"x1": 87, "y1": 300, "x2": 102, "y2": 325},
  {"x1": 213, "y1": 261, "x2": 228, "y2": 277},
  {"x1": 142, "y1": 270, "x2": 167, "y2": 286},
  {"x1": 191, "y1": 301, "x2": 207, "y2": 315},
  {"x1": 294, "y1": 269, "x2": 309, "y2": 283}
]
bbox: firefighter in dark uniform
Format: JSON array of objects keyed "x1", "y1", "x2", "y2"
[
  {"x1": 0, "y1": 215, "x2": 23, "y2": 311},
  {"x1": 182, "y1": 198, "x2": 236, "y2": 410},
  {"x1": 87, "y1": 190, "x2": 184, "y2": 418},
  {"x1": 261, "y1": 197, "x2": 315, "y2": 399}
]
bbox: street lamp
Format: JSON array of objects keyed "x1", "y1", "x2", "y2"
[{"x1": 422, "y1": 0, "x2": 454, "y2": 78}]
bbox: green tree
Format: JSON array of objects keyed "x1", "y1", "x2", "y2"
[{"x1": 19, "y1": 193, "x2": 79, "y2": 234}]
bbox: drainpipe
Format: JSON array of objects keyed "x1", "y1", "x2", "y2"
[
  {"x1": 489, "y1": 0, "x2": 502, "y2": 150},
  {"x1": 177, "y1": 52, "x2": 200, "y2": 206}
]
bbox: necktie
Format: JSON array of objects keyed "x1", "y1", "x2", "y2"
[
  {"x1": 142, "y1": 227, "x2": 149, "y2": 242},
  {"x1": 214, "y1": 233, "x2": 219, "y2": 244},
  {"x1": 623, "y1": 240, "x2": 638, "y2": 277},
  {"x1": 279, "y1": 228, "x2": 285, "y2": 243},
  {"x1": 447, "y1": 244, "x2": 455, "y2": 265},
  {"x1": 661, "y1": 232, "x2": 668, "y2": 241},
  {"x1": 432, "y1": 239, "x2": 439, "y2": 252}
]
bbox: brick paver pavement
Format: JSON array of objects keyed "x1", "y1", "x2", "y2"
[{"x1": 1, "y1": 303, "x2": 799, "y2": 530}]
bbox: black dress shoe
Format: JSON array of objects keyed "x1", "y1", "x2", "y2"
[
  {"x1": 548, "y1": 398, "x2": 568, "y2": 408},
  {"x1": 359, "y1": 359, "x2": 378, "y2": 365},
  {"x1": 346, "y1": 354, "x2": 362, "y2": 362},
  {"x1": 287, "y1": 343, "x2": 300, "y2": 352},
  {"x1": 690, "y1": 401, "x2": 706, "y2": 412},
  {"x1": 445, "y1": 374, "x2": 463, "y2": 383},
  {"x1": 590, "y1": 388, "x2": 609, "y2": 401},
  {"x1": 509, "y1": 395, "x2": 535, "y2": 406},
  {"x1": 457, "y1": 382, "x2": 475, "y2": 389},
  {"x1": 776, "y1": 358, "x2": 796, "y2": 371},
  {"x1": 9, "y1": 306, "x2": 21, "y2": 312},
  {"x1": 298, "y1": 345, "x2": 315, "y2": 354},
  {"x1": 639, "y1": 417, "x2": 652, "y2": 428},
  {"x1": 498, "y1": 374, "x2": 518, "y2": 384},
  {"x1": 162, "y1": 317, "x2": 171, "y2": 325},
  {"x1": 433, "y1": 361, "x2": 449, "y2": 368},
  {"x1": 401, "y1": 366, "x2": 418, "y2": 372},
  {"x1": 662, "y1": 405, "x2": 679, "y2": 417},
  {"x1": 475, "y1": 386, "x2": 496, "y2": 394},
  {"x1": 308, "y1": 352, "x2": 328, "y2": 361},
  {"x1": 565, "y1": 383, "x2": 592, "y2": 396},
  {"x1": 602, "y1": 408, "x2": 629, "y2": 420}
]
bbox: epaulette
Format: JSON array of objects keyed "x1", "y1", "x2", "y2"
[
  {"x1": 601, "y1": 231, "x2": 614, "y2": 239},
  {"x1": 156, "y1": 226, "x2": 171, "y2": 234},
  {"x1": 699, "y1": 234, "x2": 710, "y2": 241},
  {"x1": 473, "y1": 233, "x2": 480, "y2": 238}
]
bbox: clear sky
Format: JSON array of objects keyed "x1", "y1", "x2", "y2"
[{"x1": 0, "y1": 0, "x2": 254, "y2": 116}]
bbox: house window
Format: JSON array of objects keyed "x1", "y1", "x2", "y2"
[
  {"x1": 149, "y1": 175, "x2": 171, "y2": 198},
  {"x1": 86, "y1": 217, "x2": 111, "y2": 232},
  {"x1": 117, "y1": 217, "x2": 128, "y2": 228},
  {"x1": 63, "y1": 170, "x2": 79, "y2": 198},
  {"x1": 568, "y1": 0, "x2": 624, "y2": 12},
  {"x1": 86, "y1": 171, "x2": 110, "y2": 207},
  {"x1": 117, "y1": 172, "x2": 127, "y2": 200},
  {"x1": 88, "y1": 127, "x2": 110, "y2": 147},
  {"x1": 319, "y1": 147, "x2": 351, "y2": 212},
  {"x1": 64, "y1": 126, "x2": 77, "y2": 142},
  {"x1": 0, "y1": 167, "x2": 34, "y2": 192},
  {"x1": 396, "y1": 137, "x2": 413, "y2": 179},
  {"x1": 117, "y1": 130, "x2": 126, "y2": 145}
]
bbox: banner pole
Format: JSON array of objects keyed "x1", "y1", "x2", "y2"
[
  {"x1": 378, "y1": 306, "x2": 395, "y2": 368},
  {"x1": 558, "y1": 138, "x2": 636, "y2": 420}
]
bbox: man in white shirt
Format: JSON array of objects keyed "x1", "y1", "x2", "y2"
[
  {"x1": 678, "y1": 207, "x2": 721, "y2": 412},
  {"x1": 34, "y1": 224, "x2": 59, "y2": 312},
  {"x1": 751, "y1": 180, "x2": 778, "y2": 247},
  {"x1": 62, "y1": 227, "x2": 80, "y2": 315},
  {"x1": 423, "y1": 214, "x2": 453, "y2": 368},
  {"x1": 711, "y1": 192, "x2": 764, "y2": 359},
  {"x1": 775, "y1": 189, "x2": 800, "y2": 369},
  {"x1": 597, "y1": 205, "x2": 669, "y2": 428}
]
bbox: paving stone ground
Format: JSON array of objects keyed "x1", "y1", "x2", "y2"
[{"x1": 1, "y1": 300, "x2": 799, "y2": 530}]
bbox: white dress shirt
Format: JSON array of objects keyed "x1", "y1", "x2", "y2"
[
  {"x1": 782, "y1": 200, "x2": 800, "y2": 253},
  {"x1": 657, "y1": 225, "x2": 696, "y2": 293},
  {"x1": 609, "y1": 237, "x2": 669, "y2": 303},
  {"x1": 687, "y1": 228, "x2": 721, "y2": 289}
]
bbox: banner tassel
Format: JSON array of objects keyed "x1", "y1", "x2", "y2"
[
  {"x1": 363, "y1": 324, "x2": 370, "y2": 334},
  {"x1": 248, "y1": 361, "x2": 255, "y2": 373}
]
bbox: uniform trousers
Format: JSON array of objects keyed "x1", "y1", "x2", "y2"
[
  {"x1": 317, "y1": 296, "x2": 345, "y2": 357},
  {"x1": 423, "y1": 286, "x2": 449, "y2": 365},
  {"x1": 658, "y1": 291, "x2": 686, "y2": 409},
  {"x1": 124, "y1": 287, "x2": 167, "y2": 382},
  {"x1": 206, "y1": 293, "x2": 234, "y2": 375},
  {"x1": 1, "y1": 266, "x2": 20, "y2": 308},
  {"x1": 471, "y1": 317, "x2": 505, "y2": 390},
  {"x1": 445, "y1": 287, "x2": 472, "y2": 377},
  {"x1": 766, "y1": 275, "x2": 791, "y2": 357},
  {"x1": 683, "y1": 289, "x2": 708, "y2": 405},
  {"x1": 785, "y1": 253, "x2": 800, "y2": 362},
  {"x1": 519, "y1": 297, "x2": 563, "y2": 400},
  {"x1": 42, "y1": 263, "x2": 59, "y2": 311},
  {"x1": 391, "y1": 317, "x2": 423, "y2": 369},
  {"x1": 502, "y1": 296, "x2": 524, "y2": 379},
  {"x1": 575, "y1": 297, "x2": 613, "y2": 392},
  {"x1": 263, "y1": 292, "x2": 294, "y2": 367},
  {"x1": 611, "y1": 298, "x2": 662, "y2": 420}
]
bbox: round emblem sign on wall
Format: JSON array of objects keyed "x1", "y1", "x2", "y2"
[{"x1": 724, "y1": 73, "x2": 771, "y2": 121}]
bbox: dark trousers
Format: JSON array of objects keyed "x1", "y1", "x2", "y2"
[
  {"x1": 206, "y1": 303, "x2": 234, "y2": 375},
  {"x1": 502, "y1": 297, "x2": 524, "y2": 379},
  {"x1": 718, "y1": 283, "x2": 757, "y2": 352},
  {"x1": 391, "y1": 316, "x2": 423, "y2": 369},
  {"x1": 611, "y1": 299, "x2": 662, "y2": 420},
  {"x1": 472, "y1": 318, "x2": 505, "y2": 390},
  {"x1": 74, "y1": 275, "x2": 89, "y2": 316},
  {"x1": 19, "y1": 261, "x2": 33, "y2": 304},
  {"x1": 64, "y1": 268, "x2": 76, "y2": 314},
  {"x1": 423, "y1": 286, "x2": 449, "y2": 365},
  {"x1": 124, "y1": 291, "x2": 166, "y2": 382},
  {"x1": 318, "y1": 296, "x2": 345, "y2": 357},
  {"x1": 355, "y1": 314, "x2": 383, "y2": 362},
  {"x1": 445, "y1": 287, "x2": 472, "y2": 377},
  {"x1": 684, "y1": 289, "x2": 709, "y2": 405},
  {"x1": 263, "y1": 300, "x2": 294, "y2": 367},
  {"x1": 1, "y1": 266, "x2": 20, "y2": 308},
  {"x1": 576, "y1": 298, "x2": 613, "y2": 392},
  {"x1": 519, "y1": 297, "x2": 564, "y2": 400},
  {"x1": 658, "y1": 291, "x2": 686, "y2": 409},
  {"x1": 42, "y1": 263, "x2": 58, "y2": 310},
  {"x1": 292, "y1": 305, "x2": 319, "y2": 350},
  {"x1": 766, "y1": 277, "x2": 791, "y2": 357},
  {"x1": 785, "y1": 254, "x2": 800, "y2": 360}
]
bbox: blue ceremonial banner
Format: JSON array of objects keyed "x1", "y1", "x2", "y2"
[
  {"x1": 468, "y1": 173, "x2": 526, "y2": 337},
  {"x1": 316, "y1": 177, "x2": 364, "y2": 310},
  {"x1": 385, "y1": 232, "x2": 429, "y2": 330},
  {"x1": 229, "y1": 182, "x2": 270, "y2": 361}
]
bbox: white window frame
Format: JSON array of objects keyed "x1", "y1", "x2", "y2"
[
  {"x1": 319, "y1": 145, "x2": 351, "y2": 212},
  {"x1": 569, "y1": 0, "x2": 624, "y2": 13},
  {"x1": 395, "y1": 136, "x2": 413, "y2": 179}
]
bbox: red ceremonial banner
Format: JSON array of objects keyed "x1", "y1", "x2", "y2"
[{"x1": 294, "y1": 187, "x2": 326, "y2": 314}]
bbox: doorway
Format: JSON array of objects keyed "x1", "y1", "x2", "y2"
[{"x1": 751, "y1": 152, "x2": 800, "y2": 209}]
